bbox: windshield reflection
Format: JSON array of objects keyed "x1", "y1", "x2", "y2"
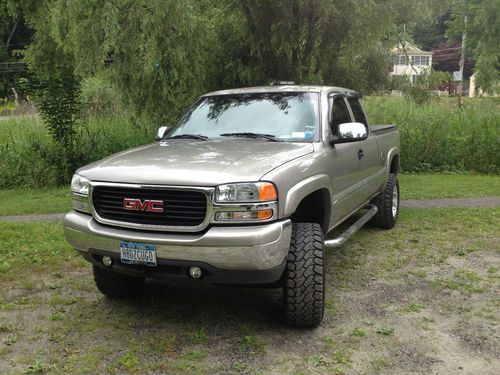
[{"x1": 170, "y1": 92, "x2": 319, "y2": 142}]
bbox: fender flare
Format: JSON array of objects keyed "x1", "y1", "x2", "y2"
[
  {"x1": 283, "y1": 174, "x2": 332, "y2": 221},
  {"x1": 385, "y1": 146, "x2": 400, "y2": 178}
]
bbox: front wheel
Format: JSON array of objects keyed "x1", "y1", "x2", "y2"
[
  {"x1": 283, "y1": 223, "x2": 325, "y2": 327},
  {"x1": 371, "y1": 173, "x2": 400, "y2": 229}
]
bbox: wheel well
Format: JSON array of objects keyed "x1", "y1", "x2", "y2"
[
  {"x1": 390, "y1": 155, "x2": 399, "y2": 174},
  {"x1": 290, "y1": 189, "x2": 330, "y2": 233}
]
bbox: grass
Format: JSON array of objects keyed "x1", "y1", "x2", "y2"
[
  {"x1": 399, "y1": 174, "x2": 500, "y2": 200},
  {"x1": 0, "y1": 173, "x2": 498, "y2": 216},
  {"x1": 0, "y1": 207, "x2": 498, "y2": 374},
  {"x1": 0, "y1": 187, "x2": 70, "y2": 216},
  {"x1": 0, "y1": 222, "x2": 76, "y2": 277}
]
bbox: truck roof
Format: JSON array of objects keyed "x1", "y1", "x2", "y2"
[{"x1": 203, "y1": 85, "x2": 360, "y2": 97}]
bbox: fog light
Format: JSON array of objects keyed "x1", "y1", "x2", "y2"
[
  {"x1": 102, "y1": 256, "x2": 113, "y2": 267},
  {"x1": 189, "y1": 266, "x2": 202, "y2": 279}
]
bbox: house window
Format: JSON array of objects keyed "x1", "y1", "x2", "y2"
[
  {"x1": 394, "y1": 55, "x2": 409, "y2": 65},
  {"x1": 411, "y1": 56, "x2": 429, "y2": 66}
]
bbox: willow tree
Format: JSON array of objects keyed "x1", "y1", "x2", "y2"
[
  {"x1": 47, "y1": 0, "x2": 212, "y2": 125},
  {"x1": 11, "y1": 0, "x2": 213, "y2": 126}
]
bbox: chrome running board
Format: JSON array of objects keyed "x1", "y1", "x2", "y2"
[{"x1": 324, "y1": 204, "x2": 378, "y2": 249}]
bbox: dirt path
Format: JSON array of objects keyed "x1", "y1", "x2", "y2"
[
  {"x1": 0, "y1": 213, "x2": 65, "y2": 222},
  {"x1": 1, "y1": 197, "x2": 498, "y2": 223}
]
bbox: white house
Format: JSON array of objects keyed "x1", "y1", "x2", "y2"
[{"x1": 391, "y1": 42, "x2": 433, "y2": 83}]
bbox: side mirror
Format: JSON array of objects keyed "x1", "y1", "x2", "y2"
[
  {"x1": 156, "y1": 126, "x2": 170, "y2": 141},
  {"x1": 330, "y1": 122, "x2": 368, "y2": 144}
]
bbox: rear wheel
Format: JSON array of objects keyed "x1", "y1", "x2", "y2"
[
  {"x1": 371, "y1": 173, "x2": 400, "y2": 229},
  {"x1": 93, "y1": 266, "x2": 145, "y2": 298},
  {"x1": 283, "y1": 223, "x2": 325, "y2": 327}
]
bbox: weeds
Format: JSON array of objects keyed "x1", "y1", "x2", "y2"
[
  {"x1": 398, "y1": 302, "x2": 424, "y2": 313},
  {"x1": 0, "y1": 97, "x2": 498, "y2": 188},
  {"x1": 0, "y1": 115, "x2": 152, "y2": 188},
  {"x1": 376, "y1": 325, "x2": 395, "y2": 336},
  {"x1": 24, "y1": 357, "x2": 50, "y2": 374},
  {"x1": 2, "y1": 334, "x2": 17, "y2": 346},
  {"x1": 364, "y1": 97, "x2": 499, "y2": 174},
  {"x1": 351, "y1": 327, "x2": 366, "y2": 337},
  {"x1": 238, "y1": 335, "x2": 265, "y2": 354},
  {"x1": 190, "y1": 327, "x2": 208, "y2": 344}
]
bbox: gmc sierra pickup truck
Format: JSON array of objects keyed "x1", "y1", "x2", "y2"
[{"x1": 64, "y1": 85, "x2": 400, "y2": 327}]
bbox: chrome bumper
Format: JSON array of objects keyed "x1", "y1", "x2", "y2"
[{"x1": 63, "y1": 211, "x2": 292, "y2": 271}]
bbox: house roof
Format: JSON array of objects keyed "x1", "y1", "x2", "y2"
[{"x1": 392, "y1": 41, "x2": 433, "y2": 56}]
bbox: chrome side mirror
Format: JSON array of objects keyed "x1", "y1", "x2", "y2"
[
  {"x1": 156, "y1": 126, "x2": 170, "y2": 141},
  {"x1": 330, "y1": 122, "x2": 368, "y2": 144}
]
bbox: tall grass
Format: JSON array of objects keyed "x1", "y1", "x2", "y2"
[
  {"x1": 364, "y1": 97, "x2": 499, "y2": 174},
  {"x1": 0, "y1": 97, "x2": 498, "y2": 188},
  {"x1": 0, "y1": 116, "x2": 153, "y2": 188}
]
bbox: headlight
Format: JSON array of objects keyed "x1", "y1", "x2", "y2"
[
  {"x1": 71, "y1": 174, "x2": 90, "y2": 213},
  {"x1": 215, "y1": 182, "x2": 277, "y2": 203},
  {"x1": 71, "y1": 174, "x2": 90, "y2": 195}
]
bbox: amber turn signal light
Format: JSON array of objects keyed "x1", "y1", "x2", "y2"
[{"x1": 259, "y1": 182, "x2": 278, "y2": 201}]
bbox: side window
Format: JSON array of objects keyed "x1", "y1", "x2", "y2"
[
  {"x1": 347, "y1": 98, "x2": 367, "y2": 125},
  {"x1": 330, "y1": 97, "x2": 351, "y2": 131}
]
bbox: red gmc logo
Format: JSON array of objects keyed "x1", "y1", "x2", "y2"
[{"x1": 123, "y1": 198, "x2": 164, "y2": 213}]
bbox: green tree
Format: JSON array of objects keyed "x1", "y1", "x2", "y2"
[
  {"x1": 49, "y1": 0, "x2": 212, "y2": 125},
  {"x1": 8, "y1": 0, "x2": 81, "y2": 183},
  {"x1": 0, "y1": 0, "x2": 24, "y2": 97},
  {"x1": 447, "y1": 0, "x2": 500, "y2": 94}
]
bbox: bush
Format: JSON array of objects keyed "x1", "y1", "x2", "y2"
[{"x1": 388, "y1": 70, "x2": 452, "y2": 106}]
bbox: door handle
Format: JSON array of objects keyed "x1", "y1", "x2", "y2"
[{"x1": 357, "y1": 149, "x2": 364, "y2": 160}]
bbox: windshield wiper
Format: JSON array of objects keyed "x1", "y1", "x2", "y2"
[
  {"x1": 166, "y1": 134, "x2": 209, "y2": 141},
  {"x1": 220, "y1": 132, "x2": 281, "y2": 142}
]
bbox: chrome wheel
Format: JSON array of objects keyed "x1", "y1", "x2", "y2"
[{"x1": 392, "y1": 184, "x2": 399, "y2": 218}]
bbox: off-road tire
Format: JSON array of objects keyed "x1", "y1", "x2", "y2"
[
  {"x1": 283, "y1": 223, "x2": 325, "y2": 327},
  {"x1": 371, "y1": 173, "x2": 400, "y2": 229},
  {"x1": 93, "y1": 266, "x2": 145, "y2": 298}
]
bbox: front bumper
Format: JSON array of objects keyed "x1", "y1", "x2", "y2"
[{"x1": 63, "y1": 211, "x2": 292, "y2": 284}]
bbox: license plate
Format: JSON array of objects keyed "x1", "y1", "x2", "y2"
[{"x1": 120, "y1": 241, "x2": 157, "y2": 266}]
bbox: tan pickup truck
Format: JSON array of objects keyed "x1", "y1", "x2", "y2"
[{"x1": 64, "y1": 85, "x2": 400, "y2": 327}]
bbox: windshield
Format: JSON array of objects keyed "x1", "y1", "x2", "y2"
[{"x1": 169, "y1": 92, "x2": 320, "y2": 142}]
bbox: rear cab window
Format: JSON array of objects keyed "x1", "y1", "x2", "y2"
[
  {"x1": 347, "y1": 97, "x2": 368, "y2": 126},
  {"x1": 330, "y1": 96, "x2": 352, "y2": 134}
]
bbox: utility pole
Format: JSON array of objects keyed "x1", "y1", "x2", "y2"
[{"x1": 458, "y1": 14, "x2": 467, "y2": 109}]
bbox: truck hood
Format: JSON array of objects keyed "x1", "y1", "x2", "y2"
[{"x1": 77, "y1": 140, "x2": 314, "y2": 186}]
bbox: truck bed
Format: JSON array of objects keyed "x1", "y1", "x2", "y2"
[{"x1": 371, "y1": 124, "x2": 396, "y2": 134}]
